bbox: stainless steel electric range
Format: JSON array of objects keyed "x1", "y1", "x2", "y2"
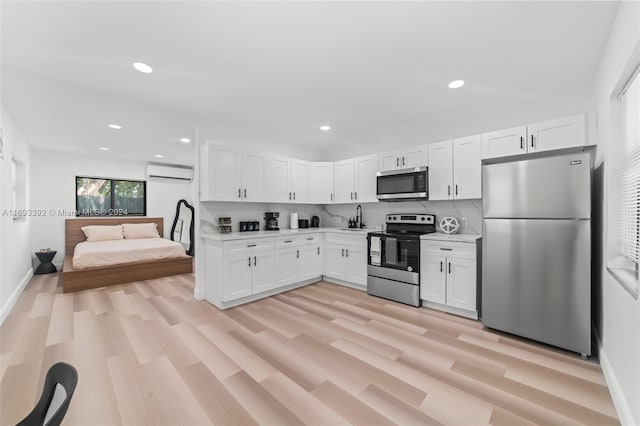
[{"x1": 367, "y1": 214, "x2": 436, "y2": 307}]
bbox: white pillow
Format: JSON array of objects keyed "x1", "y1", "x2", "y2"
[
  {"x1": 122, "y1": 223, "x2": 160, "y2": 239},
  {"x1": 81, "y1": 225, "x2": 124, "y2": 242}
]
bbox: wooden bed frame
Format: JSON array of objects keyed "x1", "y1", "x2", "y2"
[{"x1": 63, "y1": 217, "x2": 193, "y2": 293}]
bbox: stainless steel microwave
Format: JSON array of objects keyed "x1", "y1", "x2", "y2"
[{"x1": 376, "y1": 167, "x2": 428, "y2": 201}]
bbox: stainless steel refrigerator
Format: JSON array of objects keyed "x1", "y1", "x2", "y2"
[{"x1": 482, "y1": 150, "x2": 591, "y2": 356}]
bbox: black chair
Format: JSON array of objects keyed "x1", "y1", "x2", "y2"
[{"x1": 17, "y1": 362, "x2": 78, "y2": 426}]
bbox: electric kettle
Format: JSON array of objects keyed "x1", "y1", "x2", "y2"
[{"x1": 311, "y1": 215, "x2": 320, "y2": 228}]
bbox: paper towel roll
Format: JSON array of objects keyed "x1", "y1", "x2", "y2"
[{"x1": 290, "y1": 212, "x2": 298, "y2": 229}]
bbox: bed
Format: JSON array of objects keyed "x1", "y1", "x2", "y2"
[{"x1": 62, "y1": 218, "x2": 193, "y2": 293}]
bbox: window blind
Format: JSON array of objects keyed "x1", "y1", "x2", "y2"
[{"x1": 620, "y1": 70, "x2": 640, "y2": 262}]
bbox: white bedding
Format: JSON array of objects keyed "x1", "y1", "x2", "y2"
[{"x1": 72, "y1": 238, "x2": 188, "y2": 269}]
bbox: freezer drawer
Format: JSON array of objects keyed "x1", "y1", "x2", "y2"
[
  {"x1": 483, "y1": 151, "x2": 591, "y2": 219},
  {"x1": 482, "y1": 218, "x2": 591, "y2": 355}
]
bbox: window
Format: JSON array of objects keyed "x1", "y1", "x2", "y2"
[
  {"x1": 609, "y1": 67, "x2": 640, "y2": 299},
  {"x1": 620, "y1": 70, "x2": 640, "y2": 264},
  {"x1": 76, "y1": 176, "x2": 146, "y2": 216}
]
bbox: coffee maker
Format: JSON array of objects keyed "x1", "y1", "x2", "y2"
[{"x1": 264, "y1": 212, "x2": 279, "y2": 231}]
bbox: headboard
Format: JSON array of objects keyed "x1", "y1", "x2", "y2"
[{"x1": 65, "y1": 217, "x2": 164, "y2": 254}]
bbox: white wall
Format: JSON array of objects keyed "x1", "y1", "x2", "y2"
[
  {"x1": 30, "y1": 150, "x2": 194, "y2": 267},
  {"x1": 0, "y1": 103, "x2": 33, "y2": 324},
  {"x1": 591, "y1": 2, "x2": 640, "y2": 425}
]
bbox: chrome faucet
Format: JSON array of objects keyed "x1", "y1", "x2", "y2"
[{"x1": 356, "y1": 205, "x2": 365, "y2": 229}]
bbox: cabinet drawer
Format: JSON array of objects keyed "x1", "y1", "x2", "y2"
[
  {"x1": 276, "y1": 236, "x2": 301, "y2": 249},
  {"x1": 325, "y1": 232, "x2": 366, "y2": 247},
  {"x1": 300, "y1": 233, "x2": 321, "y2": 246},
  {"x1": 224, "y1": 237, "x2": 275, "y2": 256},
  {"x1": 421, "y1": 241, "x2": 476, "y2": 259}
]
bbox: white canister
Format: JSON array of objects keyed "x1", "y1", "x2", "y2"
[{"x1": 290, "y1": 212, "x2": 298, "y2": 229}]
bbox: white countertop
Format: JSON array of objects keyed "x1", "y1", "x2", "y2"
[
  {"x1": 420, "y1": 232, "x2": 482, "y2": 242},
  {"x1": 202, "y1": 227, "x2": 373, "y2": 241}
]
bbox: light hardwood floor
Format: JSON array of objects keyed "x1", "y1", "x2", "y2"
[{"x1": 1, "y1": 273, "x2": 618, "y2": 425}]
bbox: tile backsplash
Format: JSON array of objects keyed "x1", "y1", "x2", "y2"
[{"x1": 200, "y1": 199, "x2": 482, "y2": 234}]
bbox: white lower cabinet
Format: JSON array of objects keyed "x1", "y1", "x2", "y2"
[
  {"x1": 324, "y1": 233, "x2": 367, "y2": 286},
  {"x1": 205, "y1": 231, "x2": 368, "y2": 308},
  {"x1": 274, "y1": 235, "x2": 323, "y2": 287},
  {"x1": 299, "y1": 245, "x2": 323, "y2": 280},
  {"x1": 420, "y1": 238, "x2": 481, "y2": 319},
  {"x1": 223, "y1": 246, "x2": 276, "y2": 302}
]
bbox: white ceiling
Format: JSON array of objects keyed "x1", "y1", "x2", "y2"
[{"x1": 1, "y1": 1, "x2": 618, "y2": 165}]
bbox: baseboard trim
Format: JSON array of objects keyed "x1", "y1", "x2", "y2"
[
  {"x1": 0, "y1": 267, "x2": 33, "y2": 326},
  {"x1": 322, "y1": 276, "x2": 366, "y2": 292},
  {"x1": 593, "y1": 325, "x2": 635, "y2": 426},
  {"x1": 193, "y1": 286, "x2": 205, "y2": 301}
]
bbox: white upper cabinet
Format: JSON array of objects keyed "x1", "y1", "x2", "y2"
[
  {"x1": 378, "y1": 146, "x2": 428, "y2": 171},
  {"x1": 428, "y1": 140, "x2": 454, "y2": 200},
  {"x1": 242, "y1": 152, "x2": 267, "y2": 202},
  {"x1": 379, "y1": 151, "x2": 402, "y2": 172},
  {"x1": 265, "y1": 154, "x2": 292, "y2": 203},
  {"x1": 333, "y1": 159, "x2": 355, "y2": 203},
  {"x1": 453, "y1": 135, "x2": 482, "y2": 199},
  {"x1": 291, "y1": 159, "x2": 310, "y2": 204},
  {"x1": 429, "y1": 137, "x2": 481, "y2": 201},
  {"x1": 354, "y1": 154, "x2": 379, "y2": 203},
  {"x1": 482, "y1": 115, "x2": 587, "y2": 159},
  {"x1": 401, "y1": 146, "x2": 429, "y2": 169},
  {"x1": 528, "y1": 114, "x2": 586, "y2": 153},
  {"x1": 481, "y1": 126, "x2": 527, "y2": 159},
  {"x1": 309, "y1": 162, "x2": 334, "y2": 203},
  {"x1": 201, "y1": 144, "x2": 243, "y2": 201}
]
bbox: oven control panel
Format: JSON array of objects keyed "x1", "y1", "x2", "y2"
[{"x1": 385, "y1": 214, "x2": 435, "y2": 225}]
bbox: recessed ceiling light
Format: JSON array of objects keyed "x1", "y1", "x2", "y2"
[
  {"x1": 99, "y1": 147, "x2": 110, "y2": 151},
  {"x1": 320, "y1": 125, "x2": 331, "y2": 131},
  {"x1": 108, "y1": 124, "x2": 122, "y2": 129},
  {"x1": 155, "y1": 154, "x2": 163, "y2": 158},
  {"x1": 180, "y1": 138, "x2": 191, "y2": 143},
  {"x1": 133, "y1": 62, "x2": 153, "y2": 74},
  {"x1": 448, "y1": 80, "x2": 465, "y2": 89}
]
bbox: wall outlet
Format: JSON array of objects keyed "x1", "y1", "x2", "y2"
[{"x1": 461, "y1": 217, "x2": 468, "y2": 228}]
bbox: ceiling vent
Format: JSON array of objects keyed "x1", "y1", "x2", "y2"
[{"x1": 146, "y1": 164, "x2": 194, "y2": 181}]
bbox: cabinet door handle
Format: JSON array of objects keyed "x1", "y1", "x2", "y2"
[
  {"x1": 350, "y1": 192, "x2": 353, "y2": 200},
  {"x1": 448, "y1": 262, "x2": 451, "y2": 274},
  {"x1": 296, "y1": 249, "x2": 299, "y2": 258},
  {"x1": 397, "y1": 157, "x2": 400, "y2": 167},
  {"x1": 520, "y1": 136, "x2": 524, "y2": 150},
  {"x1": 254, "y1": 256, "x2": 257, "y2": 266},
  {"x1": 440, "y1": 261, "x2": 443, "y2": 272},
  {"x1": 289, "y1": 192, "x2": 292, "y2": 200},
  {"x1": 247, "y1": 244, "x2": 257, "y2": 248},
  {"x1": 284, "y1": 240, "x2": 292, "y2": 243},
  {"x1": 342, "y1": 248, "x2": 344, "y2": 257},
  {"x1": 439, "y1": 247, "x2": 452, "y2": 251},
  {"x1": 238, "y1": 188, "x2": 242, "y2": 198},
  {"x1": 447, "y1": 185, "x2": 451, "y2": 196},
  {"x1": 455, "y1": 184, "x2": 458, "y2": 196},
  {"x1": 317, "y1": 247, "x2": 320, "y2": 255},
  {"x1": 402, "y1": 156, "x2": 405, "y2": 166},
  {"x1": 354, "y1": 192, "x2": 358, "y2": 200},
  {"x1": 330, "y1": 193, "x2": 333, "y2": 201},
  {"x1": 244, "y1": 188, "x2": 247, "y2": 198},
  {"x1": 307, "y1": 237, "x2": 314, "y2": 240},
  {"x1": 294, "y1": 192, "x2": 296, "y2": 200},
  {"x1": 531, "y1": 134, "x2": 534, "y2": 148},
  {"x1": 248, "y1": 257, "x2": 251, "y2": 267},
  {"x1": 346, "y1": 249, "x2": 349, "y2": 257}
]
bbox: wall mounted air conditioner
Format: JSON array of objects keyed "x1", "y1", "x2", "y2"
[{"x1": 146, "y1": 164, "x2": 194, "y2": 181}]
